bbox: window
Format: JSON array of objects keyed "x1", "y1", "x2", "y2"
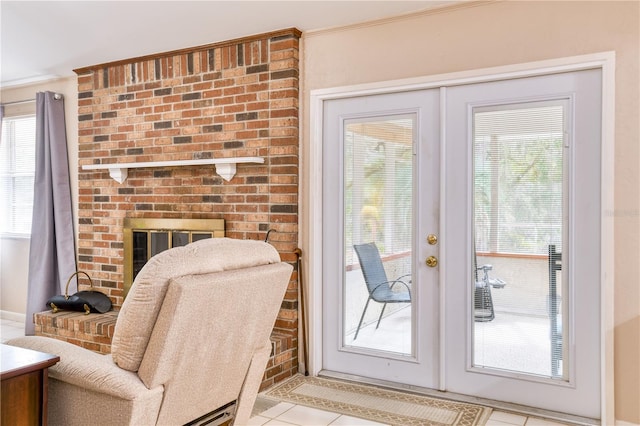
[
  {"x1": 472, "y1": 100, "x2": 568, "y2": 378},
  {"x1": 473, "y1": 102, "x2": 565, "y2": 256},
  {"x1": 344, "y1": 115, "x2": 414, "y2": 258},
  {"x1": 1, "y1": 115, "x2": 36, "y2": 235}
]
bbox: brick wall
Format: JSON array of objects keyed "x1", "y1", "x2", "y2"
[{"x1": 72, "y1": 28, "x2": 300, "y2": 387}]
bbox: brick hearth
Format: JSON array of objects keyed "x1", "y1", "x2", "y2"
[
  {"x1": 34, "y1": 28, "x2": 300, "y2": 390},
  {"x1": 34, "y1": 310, "x2": 295, "y2": 391}
]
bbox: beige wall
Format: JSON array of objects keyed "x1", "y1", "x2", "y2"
[
  {"x1": 0, "y1": 77, "x2": 78, "y2": 316},
  {"x1": 1, "y1": 0, "x2": 637, "y2": 422},
  {"x1": 301, "y1": 1, "x2": 639, "y2": 423}
]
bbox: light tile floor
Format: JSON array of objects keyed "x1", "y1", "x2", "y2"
[
  {"x1": 248, "y1": 399, "x2": 572, "y2": 426},
  {"x1": 1, "y1": 319, "x2": 573, "y2": 426},
  {"x1": 1, "y1": 318, "x2": 26, "y2": 342}
]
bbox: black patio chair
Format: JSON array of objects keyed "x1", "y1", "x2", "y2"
[
  {"x1": 352, "y1": 242, "x2": 411, "y2": 340},
  {"x1": 474, "y1": 264, "x2": 506, "y2": 322}
]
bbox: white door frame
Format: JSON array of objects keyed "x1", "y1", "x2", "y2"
[{"x1": 307, "y1": 51, "x2": 615, "y2": 424}]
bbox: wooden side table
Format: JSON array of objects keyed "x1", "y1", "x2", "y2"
[{"x1": 1, "y1": 344, "x2": 60, "y2": 426}]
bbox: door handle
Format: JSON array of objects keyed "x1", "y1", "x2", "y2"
[
  {"x1": 425, "y1": 256, "x2": 438, "y2": 268},
  {"x1": 427, "y1": 234, "x2": 438, "y2": 245}
]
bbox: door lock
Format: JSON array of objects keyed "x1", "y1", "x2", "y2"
[
  {"x1": 427, "y1": 234, "x2": 438, "y2": 245},
  {"x1": 425, "y1": 256, "x2": 438, "y2": 268}
]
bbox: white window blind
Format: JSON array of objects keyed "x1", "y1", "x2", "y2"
[
  {"x1": 473, "y1": 104, "x2": 565, "y2": 256},
  {"x1": 344, "y1": 116, "x2": 414, "y2": 258},
  {"x1": 472, "y1": 101, "x2": 568, "y2": 380},
  {"x1": 1, "y1": 115, "x2": 36, "y2": 235},
  {"x1": 342, "y1": 115, "x2": 414, "y2": 353}
]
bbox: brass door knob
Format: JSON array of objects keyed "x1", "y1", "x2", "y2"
[
  {"x1": 425, "y1": 256, "x2": 438, "y2": 268},
  {"x1": 427, "y1": 234, "x2": 438, "y2": 245}
]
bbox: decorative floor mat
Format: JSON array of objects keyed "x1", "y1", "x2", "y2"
[{"x1": 263, "y1": 375, "x2": 492, "y2": 426}]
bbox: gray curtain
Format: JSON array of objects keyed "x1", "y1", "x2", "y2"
[{"x1": 25, "y1": 91, "x2": 76, "y2": 335}]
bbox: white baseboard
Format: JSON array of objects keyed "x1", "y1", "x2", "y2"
[
  {"x1": 617, "y1": 420, "x2": 640, "y2": 426},
  {"x1": 0, "y1": 310, "x2": 26, "y2": 323}
]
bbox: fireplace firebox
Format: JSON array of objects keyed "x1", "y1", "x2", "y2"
[{"x1": 123, "y1": 218, "x2": 225, "y2": 298}]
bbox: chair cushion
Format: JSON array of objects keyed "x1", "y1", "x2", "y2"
[{"x1": 111, "y1": 237, "x2": 282, "y2": 372}]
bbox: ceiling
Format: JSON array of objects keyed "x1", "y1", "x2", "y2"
[{"x1": 0, "y1": 1, "x2": 457, "y2": 88}]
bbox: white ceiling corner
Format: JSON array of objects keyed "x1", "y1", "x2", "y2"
[{"x1": 1, "y1": 1, "x2": 459, "y2": 88}]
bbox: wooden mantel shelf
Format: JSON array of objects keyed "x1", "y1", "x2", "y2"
[{"x1": 82, "y1": 157, "x2": 265, "y2": 183}]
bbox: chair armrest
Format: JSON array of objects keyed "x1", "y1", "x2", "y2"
[
  {"x1": 6, "y1": 336, "x2": 155, "y2": 400},
  {"x1": 397, "y1": 273, "x2": 412, "y2": 283},
  {"x1": 371, "y1": 279, "x2": 411, "y2": 294},
  {"x1": 489, "y1": 277, "x2": 507, "y2": 288},
  {"x1": 387, "y1": 279, "x2": 412, "y2": 296}
]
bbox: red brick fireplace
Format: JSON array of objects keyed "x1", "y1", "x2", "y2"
[{"x1": 34, "y1": 28, "x2": 300, "y2": 390}]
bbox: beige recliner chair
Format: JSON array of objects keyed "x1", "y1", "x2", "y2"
[{"x1": 8, "y1": 238, "x2": 293, "y2": 426}]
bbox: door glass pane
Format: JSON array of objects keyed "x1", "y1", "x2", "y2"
[
  {"x1": 343, "y1": 115, "x2": 414, "y2": 356},
  {"x1": 472, "y1": 101, "x2": 568, "y2": 380}
]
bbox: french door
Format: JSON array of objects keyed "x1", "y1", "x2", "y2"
[
  {"x1": 444, "y1": 69, "x2": 602, "y2": 418},
  {"x1": 322, "y1": 89, "x2": 441, "y2": 387},
  {"x1": 321, "y1": 68, "x2": 603, "y2": 419}
]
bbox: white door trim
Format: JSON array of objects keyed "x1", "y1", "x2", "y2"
[{"x1": 307, "y1": 51, "x2": 615, "y2": 424}]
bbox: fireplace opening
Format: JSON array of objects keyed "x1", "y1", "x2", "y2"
[{"x1": 123, "y1": 218, "x2": 225, "y2": 298}]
